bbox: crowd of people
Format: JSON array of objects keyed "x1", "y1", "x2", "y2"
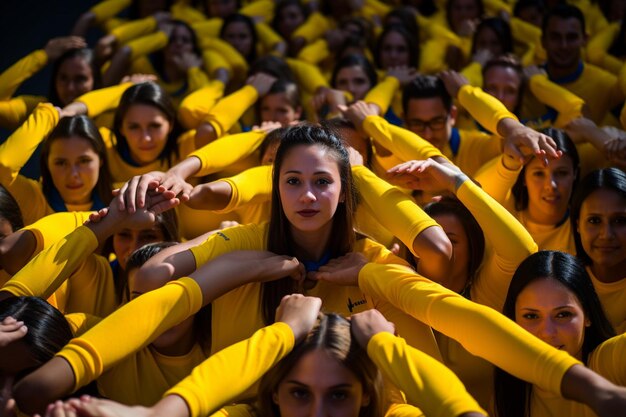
[{"x1": 0, "y1": 0, "x2": 625, "y2": 416}]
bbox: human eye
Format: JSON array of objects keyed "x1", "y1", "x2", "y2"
[
  {"x1": 330, "y1": 390, "x2": 350, "y2": 401},
  {"x1": 290, "y1": 388, "x2": 309, "y2": 400},
  {"x1": 286, "y1": 177, "x2": 300, "y2": 185},
  {"x1": 612, "y1": 215, "x2": 626, "y2": 225},
  {"x1": 149, "y1": 122, "x2": 163, "y2": 129},
  {"x1": 79, "y1": 156, "x2": 94, "y2": 164},
  {"x1": 53, "y1": 159, "x2": 67, "y2": 167},
  {"x1": 554, "y1": 169, "x2": 570, "y2": 178},
  {"x1": 531, "y1": 170, "x2": 545, "y2": 177},
  {"x1": 116, "y1": 230, "x2": 132, "y2": 239},
  {"x1": 521, "y1": 312, "x2": 539, "y2": 320},
  {"x1": 555, "y1": 310, "x2": 574, "y2": 319},
  {"x1": 126, "y1": 123, "x2": 140, "y2": 130},
  {"x1": 316, "y1": 177, "x2": 332, "y2": 185},
  {"x1": 586, "y1": 216, "x2": 601, "y2": 225}
]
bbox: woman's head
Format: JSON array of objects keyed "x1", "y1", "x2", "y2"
[
  {"x1": 113, "y1": 82, "x2": 180, "y2": 166},
  {"x1": 472, "y1": 17, "x2": 513, "y2": 56},
  {"x1": 0, "y1": 297, "x2": 72, "y2": 376},
  {"x1": 512, "y1": 128, "x2": 579, "y2": 224},
  {"x1": 220, "y1": 13, "x2": 258, "y2": 63},
  {"x1": 272, "y1": 0, "x2": 307, "y2": 39},
  {"x1": 49, "y1": 48, "x2": 99, "y2": 107},
  {"x1": 374, "y1": 25, "x2": 419, "y2": 70},
  {"x1": 571, "y1": 168, "x2": 626, "y2": 269},
  {"x1": 161, "y1": 20, "x2": 202, "y2": 67},
  {"x1": 258, "y1": 313, "x2": 383, "y2": 417},
  {"x1": 482, "y1": 55, "x2": 524, "y2": 113},
  {"x1": 41, "y1": 116, "x2": 111, "y2": 208},
  {"x1": 259, "y1": 80, "x2": 302, "y2": 126},
  {"x1": 446, "y1": 0, "x2": 484, "y2": 34},
  {"x1": 0, "y1": 185, "x2": 23, "y2": 238},
  {"x1": 494, "y1": 250, "x2": 615, "y2": 417},
  {"x1": 331, "y1": 55, "x2": 377, "y2": 102},
  {"x1": 424, "y1": 196, "x2": 485, "y2": 293}
]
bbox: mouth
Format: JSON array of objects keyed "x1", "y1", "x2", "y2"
[
  {"x1": 297, "y1": 209, "x2": 319, "y2": 218},
  {"x1": 66, "y1": 184, "x2": 84, "y2": 190},
  {"x1": 542, "y1": 195, "x2": 561, "y2": 204},
  {"x1": 593, "y1": 245, "x2": 620, "y2": 253}
]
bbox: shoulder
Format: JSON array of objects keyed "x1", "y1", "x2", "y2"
[{"x1": 355, "y1": 236, "x2": 411, "y2": 266}]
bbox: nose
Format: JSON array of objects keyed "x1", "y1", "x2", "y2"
[
  {"x1": 600, "y1": 221, "x2": 614, "y2": 239},
  {"x1": 546, "y1": 173, "x2": 558, "y2": 189},
  {"x1": 69, "y1": 163, "x2": 80, "y2": 178},
  {"x1": 309, "y1": 398, "x2": 326, "y2": 417},
  {"x1": 299, "y1": 184, "x2": 316, "y2": 203},
  {"x1": 538, "y1": 317, "x2": 558, "y2": 340}
]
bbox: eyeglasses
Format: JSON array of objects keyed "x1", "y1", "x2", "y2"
[{"x1": 405, "y1": 114, "x2": 449, "y2": 132}]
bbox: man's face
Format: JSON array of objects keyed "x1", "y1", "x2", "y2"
[
  {"x1": 404, "y1": 97, "x2": 456, "y2": 150},
  {"x1": 542, "y1": 17, "x2": 586, "y2": 70}
]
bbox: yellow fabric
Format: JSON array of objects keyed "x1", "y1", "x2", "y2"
[
  {"x1": 0, "y1": 95, "x2": 46, "y2": 130},
  {"x1": 285, "y1": 58, "x2": 329, "y2": 94},
  {"x1": 76, "y1": 83, "x2": 132, "y2": 118},
  {"x1": 449, "y1": 130, "x2": 502, "y2": 178},
  {"x1": 90, "y1": 0, "x2": 131, "y2": 24},
  {"x1": 527, "y1": 74, "x2": 585, "y2": 129},
  {"x1": 21, "y1": 211, "x2": 92, "y2": 257},
  {"x1": 365, "y1": 77, "x2": 400, "y2": 115},
  {"x1": 0, "y1": 49, "x2": 48, "y2": 100},
  {"x1": 190, "y1": 130, "x2": 265, "y2": 177},
  {"x1": 191, "y1": 18, "x2": 222, "y2": 38},
  {"x1": 200, "y1": 37, "x2": 248, "y2": 82},
  {"x1": 530, "y1": 333, "x2": 626, "y2": 417},
  {"x1": 587, "y1": 23, "x2": 622, "y2": 75},
  {"x1": 200, "y1": 85, "x2": 258, "y2": 138},
  {"x1": 357, "y1": 262, "x2": 580, "y2": 396},
  {"x1": 457, "y1": 84, "x2": 518, "y2": 134},
  {"x1": 65, "y1": 313, "x2": 103, "y2": 337},
  {"x1": 110, "y1": 16, "x2": 157, "y2": 45},
  {"x1": 126, "y1": 31, "x2": 169, "y2": 62},
  {"x1": 368, "y1": 332, "x2": 485, "y2": 417},
  {"x1": 351, "y1": 165, "x2": 439, "y2": 256},
  {"x1": 510, "y1": 18, "x2": 546, "y2": 63},
  {"x1": 178, "y1": 80, "x2": 225, "y2": 129},
  {"x1": 165, "y1": 322, "x2": 294, "y2": 417},
  {"x1": 291, "y1": 12, "x2": 332, "y2": 44},
  {"x1": 475, "y1": 156, "x2": 576, "y2": 254},
  {"x1": 221, "y1": 165, "x2": 272, "y2": 225},
  {"x1": 587, "y1": 267, "x2": 626, "y2": 334},
  {"x1": 56, "y1": 277, "x2": 204, "y2": 395}
]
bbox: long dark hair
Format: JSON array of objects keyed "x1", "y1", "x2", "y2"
[
  {"x1": 471, "y1": 17, "x2": 513, "y2": 55},
  {"x1": 257, "y1": 312, "x2": 383, "y2": 417},
  {"x1": 571, "y1": 168, "x2": 626, "y2": 265},
  {"x1": 0, "y1": 185, "x2": 24, "y2": 232},
  {"x1": 49, "y1": 48, "x2": 101, "y2": 107},
  {"x1": 262, "y1": 125, "x2": 357, "y2": 324},
  {"x1": 220, "y1": 13, "x2": 258, "y2": 63},
  {"x1": 112, "y1": 82, "x2": 181, "y2": 166},
  {"x1": 374, "y1": 24, "x2": 419, "y2": 69},
  {"x1": 0, "y1": 296, "x2": 73, "y2": 375},
  {"x1": 494, "y1": 250, "x2": 615, "y2": 417},
  {"x1": 151, "y1": 20, "x2": 202, "y2": 78},
  {"x1": 424, "y1": 196, "x2": 486, "y2": 294},
  {"x1": 482, "y1": 54, "x2": 525, "y2": 115},
  {"x1": 512, "y1": 127, "x2": 579, "y2": 212},
  {"x1": 331, "y1": 54, "x2": 378, "y2": 94},
  {"x1": 40, "y1": 116, "x2": 112, "y2": 210}
]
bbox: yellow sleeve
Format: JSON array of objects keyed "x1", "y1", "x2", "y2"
[
  {"x1": 457, "y1": 84, "x2": 518, "y2": 135},
  {"x1": 0, "y1": 49, "x2": 48, "y2": 100},
  {"x1": 240, "y1": 0, "x2": 275, "y2": 22},
  {"x1": 63, "y1": 254, "x2": 118, "y2": 317},
  {"x1": 456, "y1": 180, "x2": 537, "y2": 311},
  {"x1": 357, "y1": 263, "x2": 580, "y2": 396},
  {"x1": 367, "y1": 332, "x2": 485, "y2": 417},
  {"x1": 588, "y1": 334, "x2": 626, "y2": 385},
  {"x1": 0, "y1": 175, "x2": 51, "y2": 227},
  {"x1": 126, "y1": 31, "x2": 169, "y2": 61},
  {"x1": 0, "y1": 95, "x2": 46, "y2": 130},
  {"x1": 200, "y1": 38, "x2": 248, "y2": 82},
  {"x1": 509, "y1": 18, "x2": 546, "y2": 63},
  {"x1": 189, "y1": 130, "x2": 265, "y2": 176},
  {"x1": 90, "y1": 0, "x2": 132, "y2": 25},
  {"x1": 217, "y1": 165, "x2": 272, "y2": 213},
  {"x1": 473, "y1": 155, "x2": 519, "y2": 213},
  {"x1": 21, "y1": 211, "x2": 93, "y2": 255},
  {"x1": 110, "y1": 16, "x2": 157, "y2": 45},
  {"x1": 187, "y1": 67, "x2": 211, "y2": 93},
  {"x1": 56, "y1": 277, "x2": 203, "y2": 392},
  {"x1": 75, "y1": 83, "x2": 132, "y2": 118},
  {"x1": 365, "y1": 77, "x2": 400, "y2": 115},
  {"x1": 527, "y1": 74, "x2": 585, "y2": 128},
  {"x1": 352, "y1": 165, "x2": 439, "y2": 255},
  {"x1": 171, "y1": 2, "x2": 208, "y2": 24},
  {"x1": 291, "y1": 12, "x2": 332, "y2": 43},
  {"x1": 296, "y1": 39, "x2": 329, "y2": 65},
  {"x1": 460, "y1": 62, "x2": 483, "y2": 87},
  {"x1": 1, "y1": 226, "x2": 98, "y2": 301},
  {"x1": 165, "y1": 322, "x2": 294, "y2": 417},
  {"x1": 362, "y1": 115, "x2": 445, "y2": 161},
  {"x1": 203, "y1": 50, "x2": 231, "y2": 78},
  {"x1": 203, "y1": 85, "x2": 259, "y2": 137},
  {"x1": 190, "y1": 223, "x2": 267, "y2": 268},
  {"x1": 255, "y1": 22, "x2": 283, "y2": 52},
  {"x1": 178, "y1": 79, "x2": 225, "y2": 129},
  {"x1": 286, "y1": 58, "x2": 329, "y2": 94},
  {"x1": 65, "y1": 313, "x2": 103, "y2": 337},
  {"x1": 0, "y1": 103, "x2": 59, "y2": 186},
  {"x1": 191, "y1": 18, "x2": 222, "y2": 39}
]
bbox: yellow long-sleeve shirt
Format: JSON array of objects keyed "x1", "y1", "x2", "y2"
[{"x1": 587, "y1": 267, "x2": 626, "y2": 334}]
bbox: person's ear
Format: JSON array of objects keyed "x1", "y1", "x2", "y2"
[
  {"x1": 273, "y1": 392, "x2": 279, "y2": 404},
  {"x1": 449, "y1": 104, "x2": 458, "y2": 125},
  {"x1": 361, "y1": 393, "x2": 371, "y2": 407}
]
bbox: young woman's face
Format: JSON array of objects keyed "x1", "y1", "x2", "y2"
[
  {"x1": 279, "y1": 144, "x2": 343, "y2": 236},
  {"x1": 578, "y1": 188, "x2": 626, "y2": 270},
  {"x1": 449, "y1": 0, "x2": 481, "y2": 33},
  {"x1": 260, "y1": 93, "x2": 301, "y2": 127},
  {"x1": 335, "y1": 65, "x2": 372, "y2": 102},
  {"x1": 277, "y1": 3, "x2": 305, "y2": 38},
  {"x1": 515, "y1": 277, "x2": 588, "y2": 360},
  {"x1": 274, "y1": 348, "x2": 369, "y2": 417},
  {"x1": 379, "y1": 31, "x2": 410, "y2": 69},
  {"x1": 474, "y1": 26, "x2": 503, "y2": 56},
  {"x1": 0, "y1": 218, "x2": 13, "y2": 239},
  {"x1": 523, "y1": 155, "x2": 576, "y2": 225},
  {"x1": 55, "y1": 56, "x2": 95, "y2": 105},
  {"x1": 431, "y1": 213, "x2": 470, "y2": 292},
  {"x1": 483, "y1": 66, "x2": 522, "y2": 112},
  {"x1": 206, "y1": 0, "x2": 238, "y2": 18},
  {"x1": 48, "y1": 136, "x2": 101, "y2": 206},
  {"x1": 222, "y1": 21, "x2": 254, "y2": 58},
  {"x1": 166, "y1": 25, "x2": 195, "y2": 58},
  {"x1": 113, "y1": 227, "x2": 166, "y2": 270},
  {"x1": 120, "y1": 104, "x2": 172, "y2": 166}
]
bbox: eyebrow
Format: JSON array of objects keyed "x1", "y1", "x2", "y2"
[
  {"x1": 519, "y1": 305, "x2": 575, "y2": 311},
  {"x1": 285, "y1": 380, "x2": 353, "y2": 389},
  {"x1": 283, "y1": 170, "x2": 333, "y2": 175}
]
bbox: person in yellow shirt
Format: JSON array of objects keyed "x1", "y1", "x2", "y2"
[
  {"x1": 494, "y1": 250, "x2": 623, "y2": 417},
  {"x1": 476, "y1": 127, "x2": 579, "y2": 254},
  {"x1": 220, "y1": 13, "x2": 258, "y2": 64},
  {"x1": 570, "y1": 167, "x2": 626, "y2": 334}
]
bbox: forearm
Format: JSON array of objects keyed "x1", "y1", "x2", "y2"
[
  {"x1": 168, "y1": 156, "x2": 202, "y2": 180},
  {"x1": 0, "y1": 230, "x2": 37, "y2": 276},
  {"x1": 186, "y1": 181, "x2": 233, "y2": 211}
]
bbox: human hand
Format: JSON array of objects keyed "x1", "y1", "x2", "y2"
[
  {"x1": 499, "y1": 119, "x2": 561, "y2": 168},
  {"x1": 252, "y1": 121, "x2": 282, "y2": 134},
  {"x1": 522, "y1": 65, "x2": 547, "y2": 80},
  {"x1": 386, "y1": 158, "x2": 465, "y2": 193},
  {"x1": 95, "y1": 34, "x2": 117, "y2": 63},
  {"x1": 350, "y1": 309, "x2": 395, "y2": 348},
  {"x1": 275, "y1": 294, "x2": 322, "y2": 343},
  {"x1": 45, "y1": 396, "x2": 152, "y2": 417},
  {"x1": 121, "y1": 73, "x2": 158, "y2": 84},
  {"x1": 247, "y1": 73, "x2": 278, "y2": 97},
  {"x1": 113, "y1": 171, "x2": 188, "y2": 213},
  {"x1": 307, "y1": 252, "x2": 368, "y2": 286},
  {"x1": 338, "y1": 100, "x2": 379, "y2": 128},
  {"x1": 45, "y1": 37, "x2": 86, "y2": 60},
  {"x1": 439, "y1": 70, "x2": 469, "y2": 99},
  {"x1": 0, "y1": 317, "x2": 27, "y2": 348},
  {"x1": 472, "y1": 48, "x2": 493, "y2": 67},
  {"x1": 172, "y1": 52, "x2": 202, "y2": 72}
]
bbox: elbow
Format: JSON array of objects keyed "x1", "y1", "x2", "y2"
[{"x1": 411, "y1": 226, "x2": 454, "y2": 281}]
